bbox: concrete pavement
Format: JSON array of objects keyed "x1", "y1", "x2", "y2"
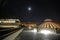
[{"x1": 2, "y1": 28, "x2": 24, "y2": 40}]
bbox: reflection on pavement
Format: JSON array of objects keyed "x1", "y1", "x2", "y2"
[{"x1": 15, "y1": 29, "x2": 60, "y2": 40}]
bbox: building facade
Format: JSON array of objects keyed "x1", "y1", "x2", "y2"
[{"x1": 0, "y1": 19, "x2": 21, "y2": 28}]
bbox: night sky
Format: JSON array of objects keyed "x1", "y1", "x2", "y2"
[{"x1": 0, "y1": 0, "x2": 60, "y2": 24}]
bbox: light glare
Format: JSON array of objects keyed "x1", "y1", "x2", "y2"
[
  {"x1": 33, "y1": 28, "x2": 37, "y2": 32},
  {"x1": 28, "y1": 7, "x2": 31, "y2": 11},
  {"x1": 40, "y1": 30, "x2": 55, "y2": 35}
]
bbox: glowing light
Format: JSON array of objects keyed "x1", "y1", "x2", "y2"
[
  {"x1": 33, "y1": 28, "x2": 37, "y2": 33},
  {"x1": 40, "y1": 30, "x2": 55, "y2": 35},
  {"x1": 2, "y1": 21, "x2": 15, "y2": 23},
  {"x1": 0, "y1": 25, "x2": 18, "y2": 28},
  {"x1": 28, "y1": 27, "x2": 32, "y2": 29},
  {"x1": 0, "y1": 21, "x2": 1, "y2": 23},
  {"x1": 28, "y1": 7, "x2": 31, "y2": 11}
]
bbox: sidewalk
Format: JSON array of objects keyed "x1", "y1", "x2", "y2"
[{"x1": 2, "y1": 28, "x2": 24, "y2": 40}]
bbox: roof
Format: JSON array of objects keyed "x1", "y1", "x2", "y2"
[{"x1": 39, "y1": 19, "x2": 60, "y2": 29}]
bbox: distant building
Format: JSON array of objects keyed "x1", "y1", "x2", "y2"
[
  {"x1": 38, "y1": 19, "x2": 60, "y2": 30},
  {"x1": 0, "y1": 19, "x2": 21, "y2": 28},
  {"x1": 22, "y1": 22, "x2": 37, "y2": 29}
]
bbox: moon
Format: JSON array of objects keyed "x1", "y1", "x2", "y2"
[{"x1": 28, "y1": 7, "x2": 31, "y2": 11}]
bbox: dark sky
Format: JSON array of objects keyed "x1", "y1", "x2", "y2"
[{"x1": 0, "y1": 0, "x2": 60, "y2": 24}]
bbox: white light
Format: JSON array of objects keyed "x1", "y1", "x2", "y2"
[
  {"x1": 40, "y1": 30, "x2": 55, "y2": 35},
  {"x1": 28, "y1": 7, "x2": 31, "y2": 11},
  {"x1": 33, "y1": 28, "x2": 37, "y2": 33},
  {"x1": 2, "y1": 21, "x2": 15, "y2": 23},
  {"x1": 0, "y1": 21, "x2": 1, "y2": 23}
]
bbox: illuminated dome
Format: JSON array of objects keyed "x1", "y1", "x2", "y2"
[
  {"x1": 39, "y1": 19, "x2": 60, "y2": 29},
  {"x1": 44, "y1": 19, "x2": 53, "y2": 22}
]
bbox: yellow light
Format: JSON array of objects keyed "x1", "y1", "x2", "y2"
[
  {"x1": 0, "y1": 21, "x2": 1, "y2": 23},
  {"x1": 28, "y1": 27, "x2": 32, "y2": 29},
  {"x1": 2, "y1": 21, "x2": 15, "y2": 23}
]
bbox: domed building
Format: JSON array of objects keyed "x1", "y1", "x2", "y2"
[{"x1": 38, "y1": 19, "x2": 60, "y2": 30}]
